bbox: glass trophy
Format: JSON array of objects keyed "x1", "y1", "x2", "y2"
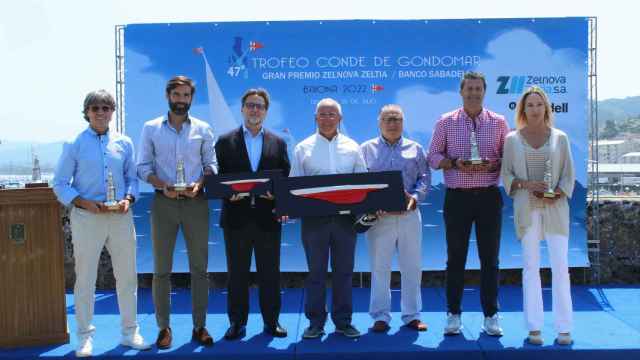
[
  {"x1": 25, "y1": 153, "x2": 49, "y2": 188},
  {"x1": 168, "y1": 158, "x2": 192, "y2": 192},
  {"x1": 463, "y1": 130, "x2": 489, "y2": 165},
  {"x1": 32, "y1": 155, "x2": 41, "y2": 182},
  {"x1": 104, "y1": 170, "x2": 121, "y2": 210},
  {"x1": 543, "y1": 158, "x2": 557, "y2": 198}
]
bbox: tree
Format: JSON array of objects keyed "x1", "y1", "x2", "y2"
[
  {"x1": 618, "y1": 117, "x2": 640, "y2": 134},
  {"x1": 601, "y1": 119, "x2": 619, "y2": 139}
]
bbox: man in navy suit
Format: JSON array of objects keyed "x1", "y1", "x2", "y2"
[{"x1": 215, "y1": 88, "x2": 291, "y2": 340}]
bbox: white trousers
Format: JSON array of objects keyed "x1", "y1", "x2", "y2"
[
  {"x1": 521, "y1": 209, "x2": 573, "y2": 333},
  {"x1": 367, "y1": 210, "x2": 422, "y2": 324},
  {"x1": 70, "y1": 207, "x2": 139, "y2": 338}
]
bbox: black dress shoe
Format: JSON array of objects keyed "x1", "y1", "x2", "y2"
[
  {"x1": 264, "y1": 323, "x2": 288, "y2": 338},
  {"x1": 224, "y1": 323, "x2": 246, "y2": 340}
]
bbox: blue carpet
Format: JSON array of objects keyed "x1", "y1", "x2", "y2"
[{"x1": 2, "y1": 286, "x2": 638, "y2": 359}]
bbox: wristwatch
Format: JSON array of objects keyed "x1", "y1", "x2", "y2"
[{"x1": 450, "y1": 157, "x2": 458, "y2": 169}]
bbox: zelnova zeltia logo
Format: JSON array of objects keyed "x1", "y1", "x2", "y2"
[
  {"x1": 496, "y1": 75, "x2": 568, "y2": 95},
  {"x1": 496, "y1": 76, "x2": 526, "y2": 94}
]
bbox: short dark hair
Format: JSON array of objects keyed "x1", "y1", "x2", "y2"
[
  {"x1": 82, "y1": 89, "x2": 116, "y2": 122},
  {"x1": 241, "y1": 88, "x2": 270, "y2": 110},
  {"x1": 166, "y1": 75, "x2": 196, "y2": 96},
  {"x1": 460, "y1": 71, "x2": 487, "y2": 91}
]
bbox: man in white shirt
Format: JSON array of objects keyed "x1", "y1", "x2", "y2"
[{"x1": 291, "y1": 98, "x2": 367, "y2": 339}]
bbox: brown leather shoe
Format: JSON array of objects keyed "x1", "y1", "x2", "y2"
[
  {"x1": 155, "y1": 327, "x2": 172, "y2": 349},
  {"x1": 372, "y1": 320, "x2": 390, "y2": 332},
  {"x1": 406, "y1": 319, "x2": 428, "y2": 331},
  {"x1": 192, "y1": 327, "x2": 214, "y2": 346}
]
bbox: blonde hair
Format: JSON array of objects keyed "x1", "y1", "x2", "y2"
[{"x1": 515, "y1": 86, "x2": 554, "y2": 129}]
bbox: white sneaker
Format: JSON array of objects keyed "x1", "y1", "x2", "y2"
[
  {"x1": 120, "y1": 332, "x2": 151, "y2": 350},
  {"x1": 527, "y1": 331, "x2": 543, "y2": 345},
  {"x1": 75, "y1": 336, "x2": 93, "y2": 357},
  {"x1": 444, "y1": 313, "x2": 462, "y2": 335},
  {"x1": 482, "y1": 314, "x2": 503, "y2": 337},
  {"x1": 556, "y1": 333, "x2": 572, "y2": 345}
]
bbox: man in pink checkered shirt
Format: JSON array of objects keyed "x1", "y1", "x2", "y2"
[{"x1": 427, "y1": 72, "x2": 509, "y2": 337}]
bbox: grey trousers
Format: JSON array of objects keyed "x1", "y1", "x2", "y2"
[
  {"x1": 151, "y1": 193, "x2": 210, "y2": 329},
  {"x1": 301, "y1": 215, "x2": 357, "y2": 329}
]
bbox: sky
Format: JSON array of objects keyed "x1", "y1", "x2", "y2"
[{"x1": 0, "y1": 0, "x2": 637, "y2": 142}]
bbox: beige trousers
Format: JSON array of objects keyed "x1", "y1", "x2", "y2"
[{"x1": 70, "y1": 207, "x2": 139, "y2": 339}]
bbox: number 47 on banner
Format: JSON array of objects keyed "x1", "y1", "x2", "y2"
[{"x1": 227, "y1": 65, "x2": 245, "y2": 77}]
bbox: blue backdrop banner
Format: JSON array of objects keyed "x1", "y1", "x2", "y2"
[{"x1": 123, "y1": 18, "x2": 589, "y2": 272}]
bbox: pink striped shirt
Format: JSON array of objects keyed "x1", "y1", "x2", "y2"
[{"x1": 427, "y1": 107, "x2": 509, "y2": 189}]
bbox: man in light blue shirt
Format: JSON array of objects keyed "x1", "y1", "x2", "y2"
[
  {"x1": 53, "y1": 90, "x2": 149, "y2": 357},
  {"x1": 360, "y1": 104, "x2": 430, "y2": 333},
  {"x1": 243, "y1": 123, "x2": 263, "y2": 172},
  {"x1": 136, "y1": 76, "x2": 216, "y2": 348}
]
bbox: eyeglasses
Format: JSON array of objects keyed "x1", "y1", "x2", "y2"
[
  {"x1": 244, "y1": 102, "x2": 266, "y2": 110},
  {"x1": 318, "y1": 112, "x2": 339, "y2": 118},
  {"x1": 381, "y1": 116, "x2": 403, "y2": 124},
  {"x1": 89, "y1": 105, "x2": 113, "y2": 113}
]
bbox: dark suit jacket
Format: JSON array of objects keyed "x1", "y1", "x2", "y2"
[{"x1": 215, "y1": 126, "x2": 290, "y2": 231}]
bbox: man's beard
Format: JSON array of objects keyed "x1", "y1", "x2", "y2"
[
  {"x1": 246, "y1": 116, "x2": 263, "y2": 126},
  {"x1": 169, "y1": 100, "x2": 191, "y2": 115}
]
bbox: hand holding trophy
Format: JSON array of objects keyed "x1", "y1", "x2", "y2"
[
  {"x1": 103, "y1": 170, "x2": 121, "y2": 211},
  {"x1": 533, "y1": 158, "x2": 560, "y2": 200},
  {"x1": 167, "y1": 158, "x2": 194, "y2": 192},
  {"x1": 463, "y1": 129, "x2": 490, "y2": 166},
  {"x1": 542, "y1": 158, "x2": 558, "y2": 198}
]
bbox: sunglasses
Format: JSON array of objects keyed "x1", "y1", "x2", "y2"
[
  {"x1": 381, "y1": 117, "x2": 403, "y2": 124},
  {"x1": 89, "y1": 105, "x2": 113, "y2": 112},
  {"x1": 317, "y1": 112, "x2": 339, "y2": 118},
  {"x1": 244, "y1": 102, "x2": 266, "y2": 110}
]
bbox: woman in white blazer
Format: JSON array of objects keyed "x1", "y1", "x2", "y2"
[{"x1": 501, "y1": 86, "x2": 575, "y2": 346}]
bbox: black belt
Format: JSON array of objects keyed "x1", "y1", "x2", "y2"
[{"x1": 448, "y1": 186, "x2": 497, "y2": 193}]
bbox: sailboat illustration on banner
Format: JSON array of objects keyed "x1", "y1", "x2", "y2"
[{"x1": 193, "y1": 47, "x2": 238, "y2": 138}]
